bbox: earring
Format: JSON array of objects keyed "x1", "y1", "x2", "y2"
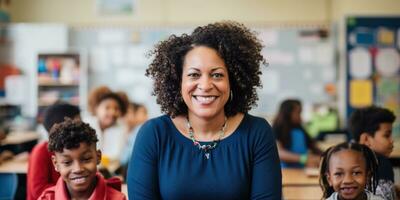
[{"x1": 230, "y1": 90, "x2": 233, "y2": 101}]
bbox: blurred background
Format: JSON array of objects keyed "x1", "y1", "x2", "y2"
[{"x1": 0, "y1": 0, "x2": 399, "y2": 199}]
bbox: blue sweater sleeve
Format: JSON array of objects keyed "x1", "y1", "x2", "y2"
[
  {"x1": 127, "y1": 120, "x2": 161, "y2": 200},
  {"x1": 251, "y1": 120, "x2": 282, "y2": 199}
]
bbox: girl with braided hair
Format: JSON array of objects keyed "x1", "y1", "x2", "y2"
[{"x1": 319, "y1": 142, "x2": 382, "y2": 200}]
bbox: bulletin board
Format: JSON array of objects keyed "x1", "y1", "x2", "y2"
[
  {"x1": 69, "y1": 24, "x2": 336, "y2": 120},
  {"x1": 346, "y1": 16, "x2": 400, "y2": 137}
]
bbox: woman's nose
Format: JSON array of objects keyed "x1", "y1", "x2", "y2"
[{"x1": 197, "y1": 77, "x2": 212, "y2": 91}]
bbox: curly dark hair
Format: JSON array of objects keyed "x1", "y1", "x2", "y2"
[
  {"x1": 48, "y1": 118, "x2": 98, "y2": 153},
  {"x1": 43, "y1": 102, "x2": 80, "y2": 132},
  {"x1": 146, "y1": 21, "x2": 265, "y2": 117},
  {"x1": 87, "y1": 86, "x2": 128, "y2": 116},
  {"x1": 319, "y1": 142, "x2": 379, "y2": 199},
  {"x1": 349, "y1": 106, "x2": 396, "y2": 142}
]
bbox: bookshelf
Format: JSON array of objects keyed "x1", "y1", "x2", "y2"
[{"x1": 36, "y1": 52, "x2": 87, "y2": 118}]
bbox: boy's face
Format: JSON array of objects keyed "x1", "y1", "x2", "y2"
[
  {"x1": 366, "y1": 122, "x2": 394, "y2": 157},
  {"x1": 52, "y1": 142, "x2": 101, "y2": 196},
  {"x1": 327, "y1": 150, "x2": 367, "y2": 200}
]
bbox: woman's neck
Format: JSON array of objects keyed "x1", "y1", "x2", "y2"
[{"x1": 187, "y1": 113, "x2": 227, "y2": 140}]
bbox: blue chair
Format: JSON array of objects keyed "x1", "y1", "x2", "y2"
[{"x1": 0, "y1": 173, "x2": 18, "y2": 200}]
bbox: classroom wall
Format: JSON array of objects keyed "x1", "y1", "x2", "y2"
[
  {"x1": 9, "y1": 0, "x2": 400, "y2": 25},
  {"x1": 9, "y1": 0, "x2": 330, "y2": 25},
  {"x1": 330, "y1": 0, "x2": 400, "y2": 125},
  {"x1": 6, "y1": 0, "x2": 400, "y2": 124}
]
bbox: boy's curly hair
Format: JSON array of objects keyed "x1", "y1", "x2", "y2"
[
  {"x1": 48, "y1": 118, "x2": 98, "y2": 153},
  {"x1": 146, "y1": 21, "x2": 266, "y2": 117},
  {"x1": 349, "y1": 106, "x2": 396, "y2": 142}
]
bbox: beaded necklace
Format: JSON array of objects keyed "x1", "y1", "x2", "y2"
[{"x1": 187, "y1": 117, "x2": 227, "y2": 159}]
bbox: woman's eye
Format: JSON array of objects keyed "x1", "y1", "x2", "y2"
[
  {"x1": 212, "y1": 73, "x2": 223, "y2": 78},
  {"x1": 188, "y1": 73, "x2": 200, "y2": 78}
]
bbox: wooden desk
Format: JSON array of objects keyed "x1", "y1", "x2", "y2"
[
  {"x1": 282, "y1": 168, "x2": 320, "y2": 186},
  {"x1": 1, "y1": 131, "x2": 39, "y2": 145},
  {"x1": 283, "y1": 186, "x2": 323, "y2": 200},
  {"x1": 282, "y1": 168, "x2": 322, "y2": 200},
  {"x1": 0, "y1": 153, "x2": 29, "y2": 174}
]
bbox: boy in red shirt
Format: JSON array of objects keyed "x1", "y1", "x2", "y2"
[
  {"x1": 27, "y1": 103, "x2": 80, "y2": 200},
  {"x1": 38, "y1": 118, "x2": 126, "y2": 200}
]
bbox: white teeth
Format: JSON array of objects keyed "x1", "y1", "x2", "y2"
[
  {"x1": 71, "y1": 177, "x2": 86, "y2": 184},
  {"x1": 195, "y1": 96, "x2": 216, "y2": 103}
]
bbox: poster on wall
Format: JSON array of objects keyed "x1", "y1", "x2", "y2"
[
  {"x1": 96, "y1": 0, "x2": 134, "y2": 15},
  {"x1": 346, "y1": 16, "x2": 400, "y2": 137}
]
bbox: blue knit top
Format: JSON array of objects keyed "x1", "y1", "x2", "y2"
[{"x1": 127, "y1": 113, "x2": 282, "y2": 200}]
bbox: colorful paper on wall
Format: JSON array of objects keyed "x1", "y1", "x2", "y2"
[
  {"x1": 349, "y1": 79, "x2": 373, "y2": 107},
  {"x1": 375, "y1": 48, "x2": 400, "y2": 77},
  {"x1": 376, "y1": 77, "x2": 400, "y2": 116},
  {"x1": 349, "y1": 47, "x2": 372, "y2": 79},
  {"x1": 349, "y1": 28, "x2": 375, "y2": 46},
  {"x1": 377, "y1": 27, "x2": 395, "y2": 46},
  {"x1": 376, "y1": 77, "x2": 400, "y2": 97}
]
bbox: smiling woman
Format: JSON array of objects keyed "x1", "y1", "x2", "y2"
[{"x1": 127, "y1": 21, "x2": 282, "y2": 200}]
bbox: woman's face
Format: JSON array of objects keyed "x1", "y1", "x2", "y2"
[{"x1": 181, "y1": 46, "x2": 230, "y2": 120}]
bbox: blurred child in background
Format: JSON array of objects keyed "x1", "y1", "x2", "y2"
[
  {"x1": 273, "y1": 99, "x2": 322, "y2": 168},
  {"x1": 84, "y1": 86, "x2": 128, "y2": 164},
  {"x1": 319, "y1": 142, "x2": 382, "y2": 200},
  {"x1": 119, "y1": 102, "x2": 148, "y2": 180},
  {"x1": 350, "y1": 106, "x2": 397, "y2": 200},
  {"x1": 27, "y1": 102, "x2": 80, "y2": 200},
  {"x1": 38, "y1": 118, "x2": 126, "y2": 200}
]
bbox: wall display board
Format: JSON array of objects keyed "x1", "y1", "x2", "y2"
[
  {"x1": 70, "y1": 25, "x2": 335, "y2": 120},
  {"x1": 346, "y1": 16, "x2": 400, "y2": 137}
]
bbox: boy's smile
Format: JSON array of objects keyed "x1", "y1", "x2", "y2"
[{"x1": 52, "y1": 142, "x2": 101, "y2": 198}]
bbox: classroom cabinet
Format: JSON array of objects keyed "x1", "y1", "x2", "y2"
[{"x1": 36, "y1": 52, "x2": 87, "y2": 119}]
